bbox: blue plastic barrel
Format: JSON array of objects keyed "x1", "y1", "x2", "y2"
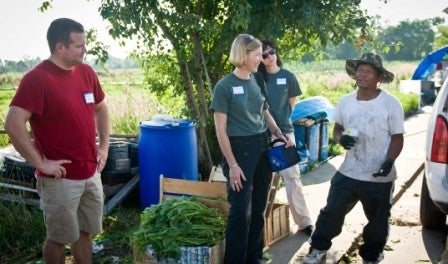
[
  {"x1": 319, "y1": 120, "x2": 329, "y2": 161},
  {"x1": 294, "y1": 124, "x2": 309, "y2": 173},
  {"x1": 307, "y1": 123, "x2": 320, "y2": 163},
  {"x1": 138, "y1": 119, "x2": 198, "y2": 208},
  {"x1": 296, "y1": 141, "x2": 309, "y2": 174},
  {"x1": 293, "y1": 125, "x2": 306, "y2": 146}
]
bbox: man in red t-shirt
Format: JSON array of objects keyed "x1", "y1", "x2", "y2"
[{"x1": 5, "y1": 18, "x2": 110, "y2": 263}]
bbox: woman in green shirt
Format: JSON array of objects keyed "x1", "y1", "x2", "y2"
[{"x1": 210, "y1": 33, "x2": 291, "y2": 264}]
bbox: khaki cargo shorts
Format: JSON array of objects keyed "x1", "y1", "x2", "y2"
[{"x1": 36, "y1": 172, "x2": 104, "y2": 244}]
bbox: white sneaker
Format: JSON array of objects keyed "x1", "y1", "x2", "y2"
[{"x1": 303, "y1": 248, "x2": 327, "y2": 264}]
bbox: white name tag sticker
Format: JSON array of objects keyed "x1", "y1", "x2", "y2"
[
  {"x1": 276, "y1": 78, "x2": 287, "y2": 85},
  {"x1": 84, "y1": 93, "x2": 94, "y2": 104},
  {"x1": 232, "y1": 86, "x2": 244, "y2": 95}
]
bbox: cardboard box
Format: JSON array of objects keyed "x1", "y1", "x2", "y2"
[{"x1": 208, "y1": 166, "x2": 227, "y2": 182}]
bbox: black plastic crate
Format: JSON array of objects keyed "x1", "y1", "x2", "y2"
[
  {"x1": 108, "y1": 142, "x2": 129, "y2": 160},
  {"x1": 101, "y1": 170, "x2": 132, "y2": 185},
  {"x1": 2, "y1": 155, "x2": 35, "y2": 182},
  {"x1": 104, "y1": 158, "x2": 130, "y2": 172},
  {"x1": 104, "y1": 142, "x2": 130, "y2": 171},
  {"x1": 127, "y1": 142, "x2": 139, "y2": 168}
]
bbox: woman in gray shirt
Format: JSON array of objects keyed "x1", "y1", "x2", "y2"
[{"x1": 210, "y1": 33, "x2": 291, "y2": 264}]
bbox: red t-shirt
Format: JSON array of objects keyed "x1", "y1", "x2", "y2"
[{"x1": 10, "y1": 60, "x2": 105, "y2": 180}]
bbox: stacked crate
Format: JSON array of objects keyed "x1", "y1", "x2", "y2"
[
  {"x1": 101, "y1": 142, "x2": 132, "y2": 185},
  {"x1": 1, "y1": 155, "x2": 35, "y2": 187}
]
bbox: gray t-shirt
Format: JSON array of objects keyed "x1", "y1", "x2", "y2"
[
  {"x1": 210, "y1": 73, "x2": 268, "y2": 136},
  {"x1": 333, "y1": 90, "x2": 405, "y2": 182},
  {"x1": 264, "y1": 68, "x2": 302, "y2": 133}
]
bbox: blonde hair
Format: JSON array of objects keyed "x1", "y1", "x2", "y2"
[{"x1": 229, "y1": 34, "x2": 262, "y2": 68}]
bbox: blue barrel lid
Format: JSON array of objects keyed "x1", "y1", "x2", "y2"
[
  {"x1": 140, "y1": 115, "x2": 195, "y2": 129},
  {"x1": 291, "y1": 96, "x2": 334, "y2": 122}
]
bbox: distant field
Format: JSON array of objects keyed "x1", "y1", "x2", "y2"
[{"x1": 0, "y1": 60, "x2": 420, "y2": 138}]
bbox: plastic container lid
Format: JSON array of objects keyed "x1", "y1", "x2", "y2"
[{"x1": 140, "y1": 114, "x2": 194, "y2": 129}]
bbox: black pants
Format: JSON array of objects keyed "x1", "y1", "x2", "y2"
[
  {"x1": 310, "y1": 172, "x2": 394, "y2": 262},
  {"x1": 223, "y1": 132, "x2": 272, "y2": 264}
]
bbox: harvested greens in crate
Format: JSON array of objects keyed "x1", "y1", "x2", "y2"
[{"x1": 132, "y1": 196, "x2": 226, "y2": 262}]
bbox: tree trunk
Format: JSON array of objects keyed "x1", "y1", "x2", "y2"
[
  {"x1": 177, "y1": 60, "x2": 213, "y2": 179},
  {"x1": 192, "y1": 31, "x2": 209, "y2": 117}
]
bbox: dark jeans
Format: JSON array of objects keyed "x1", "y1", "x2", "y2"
[
  {"x1": 223, "y1": 131, "x2": 272, "y2": 264},
  {"x1": 310, "y1": 172, "x2": 394, "y2": 261}
]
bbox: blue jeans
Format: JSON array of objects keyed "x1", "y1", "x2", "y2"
[
  {"x1": 310, "y1": 171, "x2": 394, "y2": 261},
  {"x1": 223, "y1": 131, "x2": 272, "y2": 264}
]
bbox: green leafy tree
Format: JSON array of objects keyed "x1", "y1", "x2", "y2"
[
  {"x1": 378, "y1": 18, "x2": 444, "y2": 60},
  {"x1": 0, "y1": 57, "x2": 41, "y2": 73},
  {"x1": 39, "y1": 0, "x2": 388, "y2": 173},
  {"x1": 97, "y1": 0, "x2": 385, "y2": 172},
  {"x1": 323, "y1": 40, "x2": 358, "y2": 60},
  {"x1": 434, "y1": 25, "x2": 448, "y2": 49}
]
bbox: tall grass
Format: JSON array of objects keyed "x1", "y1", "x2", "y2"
[
  {"x1": 286, "y1": 60, "x2": 420, "y2": 113},
  {"x1": 0, "y1": 198, "x2": 45, "y2": 263},
  {"x1": 99, "y1": 69, "x2": 186, "y2": 136}
]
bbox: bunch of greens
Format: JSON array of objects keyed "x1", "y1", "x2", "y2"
[{"x1": 131, "y1": 196, "x2": 226, "y2": 260}]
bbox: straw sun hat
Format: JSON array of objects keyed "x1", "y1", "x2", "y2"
[{"x1": 345, "y1": 52, "x2": 394, "y2": 83}]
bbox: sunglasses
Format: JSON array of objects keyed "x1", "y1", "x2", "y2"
[
  {"x1": 262, "y1": 48, "x2": 277, "y2": 59},
  {"x1": 244, "y1": 34, "x2": 255, "y2": 45}
]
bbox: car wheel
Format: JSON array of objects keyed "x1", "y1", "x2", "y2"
[{"x1": 420, "y1": 173, "x2": 446, "y2": 229}]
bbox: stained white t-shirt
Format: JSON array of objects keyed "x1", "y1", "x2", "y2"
[{"x1": 333, "y1": 89, "x2": 405, "y2": 182}]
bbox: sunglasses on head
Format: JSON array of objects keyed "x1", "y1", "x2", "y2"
[
  {"x1": 244, "y1": 34, "x2": 255, "y2": 45},
  {"x1": 262, "y1": 48, "x2": 276, "y2": 59}
]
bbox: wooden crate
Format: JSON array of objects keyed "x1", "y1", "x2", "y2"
[
  {"x1": 159, "y1": 176, "x2": 229, "y2": 215},
  {"x1": 133, "y1": 176, "x2": 228, "y2": 264},
  {"x1": 138, "y1": 175, "x2": 289, "y2": 264},
  {"x1": 264, "y1": 203, "x2": 290, "y2": 248}
]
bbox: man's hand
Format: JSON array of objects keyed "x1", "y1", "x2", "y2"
[
  {"x1": 373, "y1": 159, "x2": 394, "y2": 177},
  {"x1": 339, "y1": 135, "x2": 356, "y2": 150},
  {"x1": 96, "y1": 146, "x2": 109, "y2": 172},
  {"x1": 39, "y1": 157, "x2": 72, "y2": 178}
]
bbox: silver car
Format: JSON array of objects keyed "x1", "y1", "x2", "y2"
[{"x1": 420, "y1": 76, "x2": 448, "y2": 229}]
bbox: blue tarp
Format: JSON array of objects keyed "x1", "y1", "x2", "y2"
[
  {"x1": 412, "y1": 45, "x2": 448, "y2": 80},
  {"x1": 291, "y1": 96, "x2": 335, "y2": 123}
]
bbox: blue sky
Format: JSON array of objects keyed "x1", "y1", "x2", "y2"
[{"x1": 1, "y1": 0, "x2": 447, "y2": 61}]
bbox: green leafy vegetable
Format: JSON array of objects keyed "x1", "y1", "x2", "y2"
[{"x1": 131, "y1": 197, "x2": 226, "y2": 260}]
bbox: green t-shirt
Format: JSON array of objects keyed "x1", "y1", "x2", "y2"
[
  {"x1": 264, "y1": 68, "x2": 302, "y2": 133},
  {"x1": 210, "y1": 73, "x2": 268, "y2": 136}
]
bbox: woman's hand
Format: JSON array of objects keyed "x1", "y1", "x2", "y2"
[
  {"x1": 229, "y1": 164, "x2": 246, "y2": 192},
  {"x1": 280, "y1": 133, "x2": 293, "y2": 148}
]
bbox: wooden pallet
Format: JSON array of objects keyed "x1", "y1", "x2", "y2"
[{"x1": 0, "y1": 171, "x2": 139, "y2": 216}]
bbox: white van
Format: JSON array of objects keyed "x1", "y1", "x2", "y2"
[{"x1": 420, "y1": 74, "x2": 448, "y2": 229}]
